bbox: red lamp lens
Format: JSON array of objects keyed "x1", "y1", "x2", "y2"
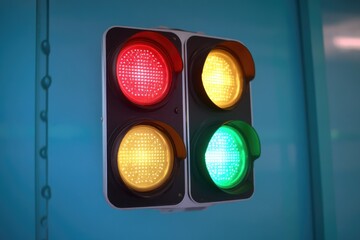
[{"x1": 116, "y1": 43, "x2": 172, "y2": 106}]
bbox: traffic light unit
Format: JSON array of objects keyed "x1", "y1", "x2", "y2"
[{"x1": 102, "y1": 26, "x2": 261, "y2": 210}]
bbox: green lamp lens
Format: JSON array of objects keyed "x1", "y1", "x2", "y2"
[{"x1": 205, "y1": 125, "x2": 248, "y2": 189}]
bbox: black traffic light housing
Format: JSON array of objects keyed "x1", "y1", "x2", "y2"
[
  {"x1": 186, "y1": 35, "x2": 259, "y2": 204},
  {"x1": 102, "y1": 26, "x2": 261, "y2": 210},
  {"x1": 104, "y1": 27, "x2": 186, "y2": 208}
]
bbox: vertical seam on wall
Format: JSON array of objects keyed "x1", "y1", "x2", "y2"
[
  {"x1": 35, "y1": 0, "x2": 51, "y2": 239},
  {"x1": 295, "y1": 1, "x2": 321, "y2": 238},
  {"x1": 296, "y1": 0, "x2": 337, "y2": 239}
]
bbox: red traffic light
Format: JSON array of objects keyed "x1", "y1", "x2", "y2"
[{"x1": 115, "y1": 31, "x2": 182, "y2": 107}]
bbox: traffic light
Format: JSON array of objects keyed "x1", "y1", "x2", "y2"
[{"x1": 102, "y1": 26, "x2": 261, "y2": 209}]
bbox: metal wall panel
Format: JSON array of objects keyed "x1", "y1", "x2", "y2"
[
  {"x1": 1, "y1": 0, "x2": 316, "y2": 239},
  {"x1": 322, "y1": 0, "x2": 360, "y2": 239}
]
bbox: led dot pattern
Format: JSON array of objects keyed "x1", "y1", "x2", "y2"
[
  {"x1": 201, "y1": 49, "x2": 243, "y2": 109},
  {"x1": 116, "y1": 43, "x2": 171, "y2": 106},
  {"x1": 117, "y1": 125, "x2": 174, "y2": 192},
  {"x1": 205, "y1": 125, "x2": 248, "y2": 189}
]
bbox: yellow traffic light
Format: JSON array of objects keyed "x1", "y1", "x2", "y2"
[
  {"x1": 117, "y1": 124, "x2": 174, "y2": 192},
  {"x1": 202, "y1": 48, "x2": 244, "y2": 109}
]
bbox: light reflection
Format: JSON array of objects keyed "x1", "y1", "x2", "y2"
[
  {"x1": 333, "y1": 37, "x2": 360, "y2": 50},
  {"x1": 323, "y1": 17, "x2": 360, "y2": 54}
]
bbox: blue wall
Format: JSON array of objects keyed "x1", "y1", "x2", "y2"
[
  {"x1": 0, "y1": 0, "x2": 359, "y2": 239},
  {"x1": 321, "y1": 0, "x2": 360, "y2": 238},
  {"x1": 0, "y1": 1, "x2": 36, "y2": 238}
]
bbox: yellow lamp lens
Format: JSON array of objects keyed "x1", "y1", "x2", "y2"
[
  {"x1": 201, "y1": 49, "x2": 243, "y2": 109},
  {"x1": 117, "y1": 125, "x2": 174, "y2": 192}
]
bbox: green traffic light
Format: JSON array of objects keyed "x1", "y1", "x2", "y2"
[{"x1": 205, "y1": 125, "x2": 248, "y2": 189}]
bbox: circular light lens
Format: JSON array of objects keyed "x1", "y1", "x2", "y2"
[
  {"x1": 205, "y1": 125, "x2": 248, "y2": 189},
  {"x1": 117, "y1": 125, "x2": 174, "y2": 192},
  {"x1": 201, "y1": 49, "x2": 243, "y2": 109},
  {"x1": 116, "y1": 43, "x2": 171, "y2": 106}
]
